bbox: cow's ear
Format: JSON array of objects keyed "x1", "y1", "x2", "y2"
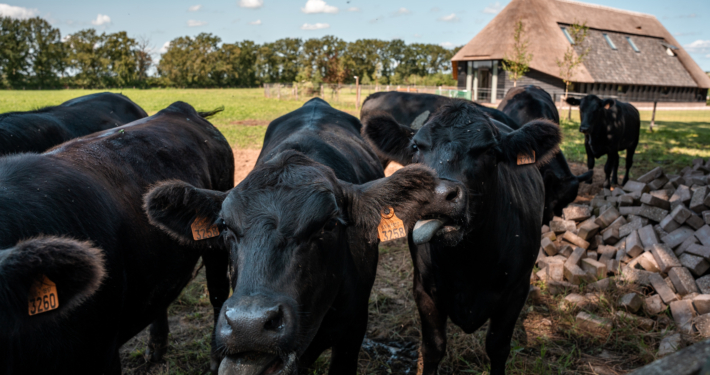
[
  {"x1": 341, "y1": 164, "x2": 438, "y2": 243},
  {"x1": 498, "y1": 119, "x2": 561, "y2": 168},
  {"x1": 0, "y1": 237, "x2": 105, "y2": 323},
  {"x1": 565, "y1": 97, "x2": 581, "y2": 106},
  {"x1": 603, "y1": 99, "x2": 615, "y2": 110},
  {"x1": 362, "y1": 111, "x2": 416, "y2": 166},
  {"x1": 144, "y1": 180, "x2": 227, "y2": 245}
]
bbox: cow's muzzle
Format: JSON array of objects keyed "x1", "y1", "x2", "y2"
[
  {"x1": 219, "y1": 352, "x2": 297, "y2": 375},
  {"x1": 412, "y1": 179, "x2": 467, "y2": 245}
]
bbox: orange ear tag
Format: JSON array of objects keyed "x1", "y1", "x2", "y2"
[
  {"x1": 517, "y1": 150, "x2": 536, "y2": 165},
  {"x1": 191, "y1": 216, "x2": 220, "y2": 241},
  {"x1": 28, "y1": 275, "x2": 59, "y2": 316},
  {"x1": 377, "y1": 207, "x2": 407, "y2": 242}
]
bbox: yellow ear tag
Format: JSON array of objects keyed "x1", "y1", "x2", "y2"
[
  {"x1": 517, "y1": 150, "x2": 536, "y2": 165},
  {"x1": 377, "y1": 207, "x2": 407, "y2": 242},
  {"x1": 191, "y1": 216, "x2": 220, "y2": 241},
  {"x1": 28, "y1": 275, "x2": 59, "y2": 316}
]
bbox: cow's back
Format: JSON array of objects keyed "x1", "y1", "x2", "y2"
[
  {"x1": 0, "y1": 92, "x2": 148, "y2": 155},
  {"x1": 498, "y1": 85, "x2": 560, "y2": 126},
  {"x1": 361, "y1": 92, "x2": 450, "y2": 128},
  {"x1": 259, "y1": 98, "x2": 383, "y2": 184}
]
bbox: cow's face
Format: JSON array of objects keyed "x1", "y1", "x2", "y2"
[
  {"x1": 363, "y1": 101, "x2": 562, "y2": 244},
  {"x1": 576, "y1": 95, "x2": 615, "y2": 136},
  {"x1": 144, "y1": 151, "x2": 463, "y2": 375}
]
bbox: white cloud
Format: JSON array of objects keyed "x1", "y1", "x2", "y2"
[
  {"x1": 0, "y1": 4, "x2": 37, "y2": 19},
  {"x1": 413, "y1": 33, "x2": 422, "y2": 38},
  {"x1": 250, "y1": 19, "x2": 262, "y2": 25},
  {"x1": 392, "y1": 7, "x2": 411, "y2": 16},
  {"x1": 159, "y1": 41, "x2": 171, "y2": 53},
  {"x1": 239, "y1": 0, "x2": 263, "y2": 9},
  {"x1": 483, "y1": 2, "x2": 503, "y2": 14},
  {"x1": 91, "y1": 14, "x2": 111, "y2": 26},
  {"x1": 440, "y1": 42, "x2": 455, "y2": 48},
  {"x1": 685, "y1": 40, "x2": 710, "y2": 54},
  {"x1": 301, "y1": 0, "x2": 338, "y2": 14},
  {"x1": 188, "y1": 4, "x2": 202, "y2": 12},
  {"x1": 347, "y1": 7, "x2": 360, "y2": 12},
  {"x1": 187, "y1": 19, "x2": 207, "y2": 27},
  {"x1": 301, "y1": 22, "x2": 330, "y2": 30},
  {"x1": 438, "y1": 13, "x2": 459, "y2": 22}
]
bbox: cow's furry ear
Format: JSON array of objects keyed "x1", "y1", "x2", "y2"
[
  {"x1": 603, "y1": 99, "x2": 615, "y2": 110},
  {"x1": 498, "y1": 120, "x2": 561, "y2": 168},
  {"x1": 144, "y1": 180, "x2": 227, "y2": 246},
  {"x1": 0, "y1": 237, "x2": 105, "y2": 324},
  {"x1": 565, "y1": 97, "x2": 581, "y2": 106},
  {"x1": 342, "y1": 164, "x2": 438, "y2": 243},
  {"x1": 362, "y1": 111, "x2": 416, "y2": 166}
]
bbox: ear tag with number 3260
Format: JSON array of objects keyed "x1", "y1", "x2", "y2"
[
  {"x1": 377, "y1": 206, "x2": 406, "y2": 242},
  {"x1": 191, "y1": 216, "x2": 220, "y2": 241},
  {"x1": 28, "y1": 275, "x2": 59, "y2": 316}
]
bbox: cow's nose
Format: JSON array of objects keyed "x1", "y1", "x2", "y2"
[
  {"x1": 436, "y1": 179, "x2": 467, "y2": 213},
  {"x1": 220, "y1": 296, "x2": 295, "y2": 352}
]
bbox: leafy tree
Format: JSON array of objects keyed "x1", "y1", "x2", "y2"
[
  {"x1": 65, "y1": 29, "x2": 110, "y2": 88},
  {"x1": 26, "y1": 17, "x2": 65, "y2": 88},
  {"x1": 103, "y1": 31, "x2": 138, "y2": 87},
  {"x1": 0, "y1": 17, "x2": 31, "y2": 88},
  {"x1": 556, "y1": 22, "x2": 589, "y2": 99},
  {"x1": 502, "y1": 19, "x2": 532, "y2": 87},
  {"x1": 134, "y1": 36, "x2": 153, "y2": 86}
]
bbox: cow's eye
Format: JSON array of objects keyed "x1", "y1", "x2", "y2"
[
  {"x1": 323, "y1": 218, "x2": 339, "y2": 231},
  {"x1": 411, "y1": 143, "x2": 419, "y2": 152}
]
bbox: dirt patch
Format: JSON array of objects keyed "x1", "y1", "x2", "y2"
[
  {"x1": 232, "y1": 148, "x2": 261, "y2": 185},
  {"x1": 229, "y1": 119, "x2": 270, "y2": 126}
]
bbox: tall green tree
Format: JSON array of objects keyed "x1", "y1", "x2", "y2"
[
  {"x1": 502, "y1": 19, "x2": 532, "y2": 87},
  {"x1": 0, "y1": 17, "x2": 32, "y2": 88},
  {"x1": 65, "y1": 29, "x2": 110, "y2": 88},
  {"x1": 26, "y1": 17, "x2": 65, "y2": 88}
]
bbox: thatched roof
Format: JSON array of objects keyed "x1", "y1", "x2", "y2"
[{"x1": 451, "y1": 0, "x2": 710, "y2": 88}]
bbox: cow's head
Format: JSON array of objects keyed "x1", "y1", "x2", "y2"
[
  {"x1": 0, "y1": 237, "x2": 106, "y2": 327},
  {"x1": 144, "y1": 150, "x2": 464, "y2": 375},
  {"x1": 363, "y1": 101, "x2": 561, "y2": 243},
  {"x1": 566, "y1": 95, "x2": 615, "y2": 135}
]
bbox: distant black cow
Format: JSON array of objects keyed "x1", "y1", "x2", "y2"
[
  {"x1": 498, "y1": 85, "x2": 593, "y2": 221},
  {"x1": 0, "y1": 92, "x2": 148, "y2": 155},
  {"x1": 566, "y1": 95, "x2": 640, "y2": 187},
  {"x1": 363, "y1": 101, "x2": 561, "y2": 375},
  {"x1": 144, "y1": 98, "x2": 466, "y2": 375},
  {"x1": 0, "y1": 102, "x2": 233, "y2": 374}
]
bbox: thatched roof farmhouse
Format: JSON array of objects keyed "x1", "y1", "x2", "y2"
[{"x1": 452, "y1": 0, "x2": 710, "y2": 104}]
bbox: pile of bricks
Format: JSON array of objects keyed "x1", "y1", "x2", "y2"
[{"x1": 534, "y1": 159, "x2": 710, "y2": 355}]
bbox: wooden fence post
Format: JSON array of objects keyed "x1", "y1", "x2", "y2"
[
  {"x1": 650, "y1": 101, "x2": 657, "y2": 133},
  {"x1": 277, "y1": 84, "x2": 281, "y2": 100}
]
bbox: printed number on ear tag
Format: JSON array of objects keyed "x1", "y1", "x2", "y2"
[
  {"x1": 191, "y1": 216, "x2": 220, "y2": 241},
  {"x1": 517, "y1": 150, "x2": 536, "y2": 165},
  {"x1": 377, "y1": 207, "x2": 406, "y2": 242},
  {"x1": 28, "y1": 275, "x2": 58, "y2": 316}
]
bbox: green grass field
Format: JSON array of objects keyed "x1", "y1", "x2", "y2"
[{"x1": 2, "y1": 88, "x2": 709, "y2": 176}]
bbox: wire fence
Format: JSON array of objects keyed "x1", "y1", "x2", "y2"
[{"x1": 264, "y1": 83, "x2": 710, "y2": 123}]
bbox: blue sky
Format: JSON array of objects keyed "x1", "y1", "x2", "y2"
[{"x1": 6, "y1": 0, "x2": 710, "y2": 70}]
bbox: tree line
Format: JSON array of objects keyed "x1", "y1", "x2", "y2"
[{"x1": 0, "y1": 16, "x2": 461, "y2": 89}]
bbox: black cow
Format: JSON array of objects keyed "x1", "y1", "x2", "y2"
[
  {"x1": 363, "y1": 101, "x2": 561, "y2": 375},
  {"x1": 566, "y1": 95, "x2": 640, "y2": 187},
  {"x1": 498, "y1": 85, "x2": 593, "y2": 221},
  {"x1": 0, "y1": 92, "x2": 148, "y2": 155},
  {"x1": 0, "y1": 102, "x2": 233, "y2": 374},
  {"x1": 144, "y1": 98, "x2": 466, "y2": 375}
]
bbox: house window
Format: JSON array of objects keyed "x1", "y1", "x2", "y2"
[
  {"x1": 561, "y1": 27, "x2": 575, "y2": 44},
  {"x1": 617, "y1": 85, "x2": 629, "y2": 94},
  {"x1": 626, "y1": 36, "x2": 640, "y2": 52},
  {"x1": 603, "y1": 34, "x2": 617, "y2": 50}
]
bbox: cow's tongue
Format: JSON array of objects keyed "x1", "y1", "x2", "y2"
[
  {"x1": 218, "y1": 353, "x2": 281, "y2": 375},
  {"x1": 412, "y1": 219, "x2": 447, "y2": 245}
]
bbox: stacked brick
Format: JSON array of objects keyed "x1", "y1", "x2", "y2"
[{"x1": 534, "y1": 159, "x2": 710, "y2": 353}]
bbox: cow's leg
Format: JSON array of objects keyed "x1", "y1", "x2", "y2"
[
  {"x1": 585, "y1": 139, "x2": 595, "y2": 171},
  {"x1": 414, "y1": 272, "x2": 447, "y2": 375},
  {"x1": 108, "y1": 349, "x2": 122, "y2": 375},
  {"x1": 485, "y1": 283, "x2": 529, "y2": 375},
  {"x1": 203, "y1": 251, "x2": 231, "y2": 373},
  {"x1": 146, "y1": 309, "x2": 169, "y2": 363},
  {"x1": 603, "y1": 153, "x2": 616, "y2": 188},
  {"x1": 622, "y1": 146, "x2": 636, "y2": 186},
  {"x1": 612, "y1": 152, "x2": 621, "y2": 185},
  {"x1": 327, "y1": 306, "x2": 368, "y2": 375}
]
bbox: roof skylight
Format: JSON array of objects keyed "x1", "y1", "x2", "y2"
[
  {"x1": 560, "y1": 27, "x2": 575, "y2": 44},
  {"x1": 626, "y1": 36, "x2": 640, "y2": 52},
  {"x1": 603, "y1": 33, "x2": 617, "y2": 50}
]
